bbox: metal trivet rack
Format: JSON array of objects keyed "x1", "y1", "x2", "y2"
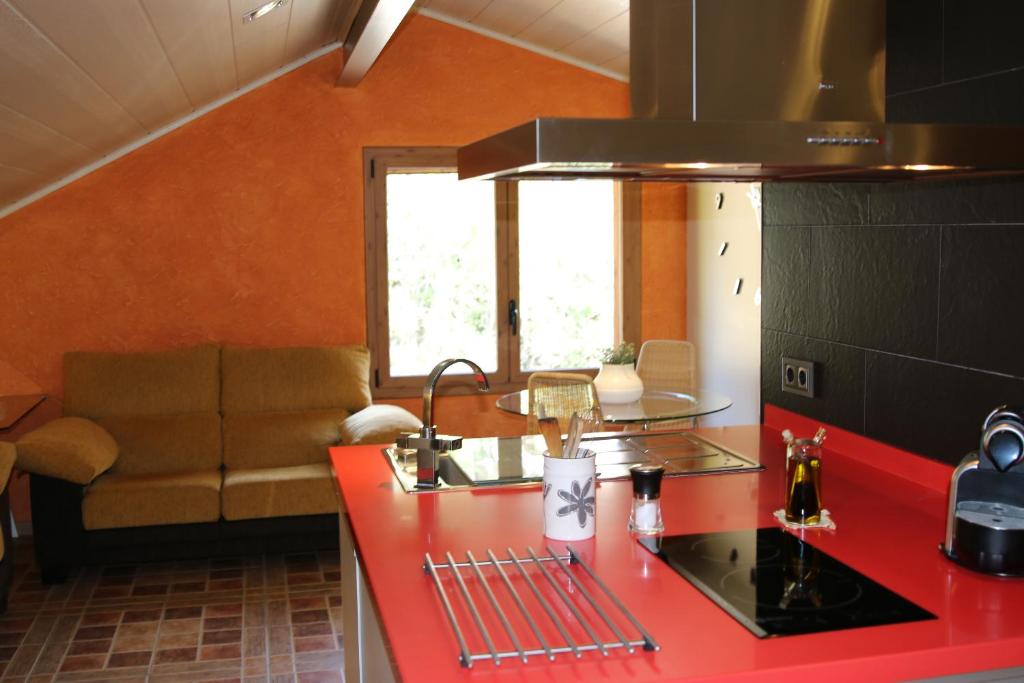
[{"x1": 423, "y1": 545, "x2": 659, "y2": 668}]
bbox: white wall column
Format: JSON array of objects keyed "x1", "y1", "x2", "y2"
[{"x1": 686, "y1": 183, "x2": 762, "y2": 426}]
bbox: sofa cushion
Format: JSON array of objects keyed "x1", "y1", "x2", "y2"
[
  {"x1": 82, "y1": 470, "x2": 222, "y2": 530},
  {"x1": 222, "y1": 410, "x2": 347, "y2": 470},
  {"x1": 97, "y1": 414, "x2": 222, "y2": 475},
  {"x1": 221, "y1": 463, "x2": 337, "y2": 520},
  {"x1": 16, "y1": 417, "x2": 119, "y2": 484},
  {"x1": 65, "y1": 345, "x2": 220, "y2": 418},
  {"x1": 221, "y1": 345, "x2": 371, "y2": 414},
  {"x1": 340, "y1": 404, "x2": 422, "y2": 445}
]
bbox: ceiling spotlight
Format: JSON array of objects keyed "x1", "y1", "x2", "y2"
[{"x1": 243, "y1": 0, "x2": 288, "y2": 23}]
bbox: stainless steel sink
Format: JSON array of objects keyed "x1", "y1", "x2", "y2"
[
  {"x1": 385, "y1": 450, "x2": 476, "y2": 491},
  {"x1": 384, "y1": 431, "x2": 762, "y2": 493}
]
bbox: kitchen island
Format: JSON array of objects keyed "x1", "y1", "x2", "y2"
[{"x1": 329, "y1": 406, "x2": 1024, "y2": 682}]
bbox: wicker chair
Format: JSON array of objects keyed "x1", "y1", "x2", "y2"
[
  {"x1": 526, "y1": 372, "x2": 601, "y2": 435},
  {"x1": 636, "y1": 340, "x2": 697, "y2": 429}
]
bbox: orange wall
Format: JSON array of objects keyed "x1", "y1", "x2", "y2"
[
  {"x1": 0, "y1": 360, "x2": 41, "y2": 396},
  {"x1": 0, "y1": 15, "x2": 685, "y2": 446},
  {"x1": 641, "y1": 185, "x2": 688, "y2": 341}
]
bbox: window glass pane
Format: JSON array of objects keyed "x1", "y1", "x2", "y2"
[
  {"x1": 385, "y1": 171, "x2": 498, "y2": 376},
  {"x1": 518, "y1": 180, "x2": 616, "y2": 371}
]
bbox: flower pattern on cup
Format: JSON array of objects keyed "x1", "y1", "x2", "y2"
[{"x1": 557, "y1": 478, "x2": 595, "y2": 528}]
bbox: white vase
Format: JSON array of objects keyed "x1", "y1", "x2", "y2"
[{"x1": 593, "y1": 362, "x2": 644, "y2": 404}]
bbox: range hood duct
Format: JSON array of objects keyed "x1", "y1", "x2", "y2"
[{"x1": 457, "y1": 0, "x2": 1024, "y2": 182}]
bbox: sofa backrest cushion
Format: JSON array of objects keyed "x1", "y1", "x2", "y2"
[
  {"x1": 97, "y1": 414, "x2": 222, "y2": 475},
  {"x1": 221, "y1": 345, "x2": 371, "y2": 415},
  {"x1": 222, "y1": 410, "x2": 348, "y2": 469},
  {"x1": 64, "y1": 345, "x2": 220, "y2": 418},
  {"x1": 62, "y1": 345, "x2": 222, "y2": 475}
]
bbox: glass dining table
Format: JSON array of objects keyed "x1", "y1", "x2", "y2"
[{"x1": 495, "y1": 389, "x2": 732, "y2": 428}]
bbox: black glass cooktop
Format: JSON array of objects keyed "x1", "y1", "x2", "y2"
[{"x1": 638, "y1": 528, "x2": 936, "y2": 638}]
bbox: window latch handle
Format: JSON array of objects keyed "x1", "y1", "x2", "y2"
[{"x1": 507, "y1": 299, "x2": 519, "y2": 336}]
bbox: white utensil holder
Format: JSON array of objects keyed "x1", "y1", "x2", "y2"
[{"x1": 543, "y1": 449, "x2": 597, "y2": 541}]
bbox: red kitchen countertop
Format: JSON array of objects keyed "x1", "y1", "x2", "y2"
[{"x1": 329, "y1": 408, "x2": 1024, "y2": 682}]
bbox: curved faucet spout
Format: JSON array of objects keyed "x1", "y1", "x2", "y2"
[{"x1": 423, "y1": 358, "x2": 490, "y2": 428}]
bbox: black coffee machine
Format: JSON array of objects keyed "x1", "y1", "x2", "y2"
[{"x1": 942, "y1": 406, "x2": 1024, "y2": 576}]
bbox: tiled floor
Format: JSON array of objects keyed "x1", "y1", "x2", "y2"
[{"x1": 0, "y1": 541, "x2": 344, "y2": 682}]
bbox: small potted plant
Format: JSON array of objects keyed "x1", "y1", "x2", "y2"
[{"x1": 593, "y1": 341, "x2": 644, "y2": 404}]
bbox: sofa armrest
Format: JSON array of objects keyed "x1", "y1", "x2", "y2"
[
  {"x1": 0, "y1": 443, "x2": 14, "y2": 494},
  {"x1": 0, "y1": 466, "x2": 13, "y2": 608},
  {"x1": 0, "y1": 443, "x2": 14, "y2": 572},
  {"x1": 340, "y1": 404, "x2": 423, "y2": 445},
  {"x1": 16, "y1": 417, "x2": 118, "y2": 485}
]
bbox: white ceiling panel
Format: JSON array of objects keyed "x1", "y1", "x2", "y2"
[
  {"x1": 0, "y1": 104, "x2": 93, "y2": 177},
  {"x1": 602, "y1": 50, "x2": 629, "y2": 75},
  {"x1": 0, "y1": 1, "x2": 146, "y2": 152},
  {"x1": 0, "y1": 163, "x2": 43, "y2": 206},
  {"x1": 472, "y1": 0, "x2": 560, "y2": 37},
  {"x1": 10, "y1": 0, "x2": 193, "y2": 131},
  {"x1": 285, "y1": 0, "x2": 339, "y2": 62},
  {"x1": 560, "y1": 9, "x2": 628, "y2": 66},
  {"x1": 142, "y1": 0, "x2": 238, "y2": 108},
  {"x1": 420, "y1": 0, "x2": 491, "y2": 22},
  {"x1": 331, "y1": 0, "x2": 361, "y2": 40},
  {"x1": 230, "y1": 0, "x2": 292, "y2": 85},
  {"x1": 418, "y1": 0, "x2": 630, "y2": 80},
  {"x1": 0, "y1": 0, "x2": 630, "y2": 215},
  {"x1": 0, "y1": 0, "x2": 347, "y2": 215},
  {"x1": 517, "y1": 0, "x2": 628, "y2": 51}
]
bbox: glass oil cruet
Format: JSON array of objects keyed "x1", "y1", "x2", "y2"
[{"x1": 782, "y1": 427, "x2": 825, "y2": 525}]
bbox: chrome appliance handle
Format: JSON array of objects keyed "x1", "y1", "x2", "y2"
[{"x1": 944, "y1": 452, "x2": 980, "y2": 556}]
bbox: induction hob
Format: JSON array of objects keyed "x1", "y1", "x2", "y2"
[{"x1": 638, "y1": 528, "x2": 936, "y2": 637}]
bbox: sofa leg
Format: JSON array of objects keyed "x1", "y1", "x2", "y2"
[
  {"x1": 29, "y1": 474, "x2": 86, "y2": 584},
  {"x1": 40, "y1": 565, "x2": 69, "y2": 585}
]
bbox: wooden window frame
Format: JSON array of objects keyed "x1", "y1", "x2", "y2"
[{"x1": 364, "y1": 147, "x2": 641, "y2": 399}]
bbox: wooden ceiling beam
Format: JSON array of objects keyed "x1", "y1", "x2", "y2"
[{"x1": 335, "y1": 0, "x2": 414, "y2": 87}]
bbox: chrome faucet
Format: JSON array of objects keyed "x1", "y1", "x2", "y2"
[{"x1": 395, "y1": 358, "x2": 490, "y2": 489}]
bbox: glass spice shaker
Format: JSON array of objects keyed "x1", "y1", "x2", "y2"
[{"x1": 629, "y1": 464, "x2": 665, "y2": 535}]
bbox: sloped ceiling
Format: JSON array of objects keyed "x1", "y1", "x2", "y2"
[
  {"x1": 0, "y1": 0, "x2": 353, "y2": 213},
  {"x1": 0, "y1": 0, "x2": 629, "y2": 216},
  {"x1": 418, "y1": 0, "x2": 629, "y2": 80}
]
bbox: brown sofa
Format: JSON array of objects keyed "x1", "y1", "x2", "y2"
[
  {"x1": 15, "y1": 344, "x2": 420, "y2": 583},
  {"x1": 0, "y1": 443, "x2": 15, "y2": 610}
]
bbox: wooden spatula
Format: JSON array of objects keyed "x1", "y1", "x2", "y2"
[{"x1": 538, "y1": 417, "x2": 564, "y2": 457}]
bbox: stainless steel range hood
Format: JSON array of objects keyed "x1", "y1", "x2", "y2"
[{"x1": 457, "y1": 0, "x2": 1024, "y2": 182}]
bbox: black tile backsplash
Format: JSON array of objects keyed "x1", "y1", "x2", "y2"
[
  {"x1": 942, "y1": 0, "x2": 1024, "y2": 81},
  {"x1": 813, "y1": 225, "x2": 939, "y2": 357},
  {"x1": 937, "y1": 225, "x2": 1024, "y2": 378},
  {"x1": 761, "y1": 1, "x2": 1024, "y2": 465},
  {"x1": 762, "y1": 226, "x2": 811, "y2": 336},
  {"x1": 762, "y1": 184, "x2": 870, "y2": 227},
  {"x1": 871, "y1": 177, "x2": 1024, "y2": 225},
  {"x1": 761, "y1": 330, "x2": 866, "y2": 434},
  {"x1": 886, "y1": 0, "x2": 943, "y2": 94},
  {"x1": 864, "y1": 353, "x2": 1024, "y2": 465},
  {"x1": 887, "y1": 68, "x2": 1024, "y2": 125}
]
